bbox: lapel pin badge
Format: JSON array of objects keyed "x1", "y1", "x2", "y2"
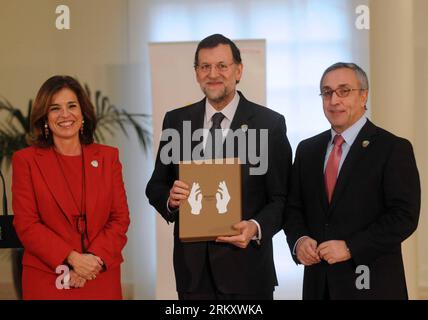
[
  {"x1": 91, "y1": 160, "x2": 99, "y2": 168},
  {"x1": 241, "y1": 124, "x2": 248, "y2": 132},
  {"x1": 362, "y1": 140, "x2": 370, "y2": 148}
]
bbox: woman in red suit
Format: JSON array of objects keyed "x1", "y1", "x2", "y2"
[{"x1": 12, "y1": 75, "x2": 130, "y2": 299}]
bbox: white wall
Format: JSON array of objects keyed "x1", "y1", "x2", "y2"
[
  {"x1": 370, "y1": 0, "x2": 428, "y2": 299},
  {"x1": 414, "y1": 0, "x2": 428, "y2": 294}
]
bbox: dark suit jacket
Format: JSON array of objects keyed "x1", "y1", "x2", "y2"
[
  {"x1": 146, "y1": 91, "x2": 292, "y2": 294},
  {"x1": 284, "y1": 120, "x2": 420, "y2": 299}
]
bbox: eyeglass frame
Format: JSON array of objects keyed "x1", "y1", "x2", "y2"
[
  {"x1": 319, "y1": 87, "x2": 367, "y2": 99},
  {"x1": 195, "y1": 62, "x2": 236, "y2": 74}
]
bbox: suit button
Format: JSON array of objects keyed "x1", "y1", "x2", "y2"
[{"x1": 325, "y1": 223, "x2": 329, "y2": 227}]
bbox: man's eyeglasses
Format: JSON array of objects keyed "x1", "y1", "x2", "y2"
[
  {"x1": 196, "y1": 62, "x2": 235, "y2": 73},
  {"x1": 319, "y1": 88, "x2": 366, "y2": 99}
]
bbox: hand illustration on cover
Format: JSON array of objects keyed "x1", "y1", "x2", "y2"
[
  {"x1": 216, "y1": 181, "x2": 231, "y2": 214},
  {"x1": 188, "y1": 182, "x2": 203, "y2": 215}
]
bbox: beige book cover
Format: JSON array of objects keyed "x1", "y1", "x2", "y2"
[{"x1": 179, "y1": 158, "x2": 242, "y2": 242}]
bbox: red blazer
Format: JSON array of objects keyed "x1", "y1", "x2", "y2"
[{"x1": 12, "y1": 143, "x2": 130, "y2": 274}]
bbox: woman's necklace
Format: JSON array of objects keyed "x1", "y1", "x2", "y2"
[{"x1": 53, "y1": 146, "x2": 87, "y2": 252}]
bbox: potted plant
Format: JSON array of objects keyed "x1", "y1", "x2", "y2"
[{"x1": 0, "y1": 85, "x2": 151, "y2": 299}]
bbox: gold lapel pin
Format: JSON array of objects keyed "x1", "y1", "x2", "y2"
[
  {"x1": 362, "y1": 140, "x2": 370, "y2": 148},
  {"x1": 241, "y1": 124, "x2": 248, "y2": 132},
  {"x1": 91, "y1": 160, "x2": 99, "y2": 168}
]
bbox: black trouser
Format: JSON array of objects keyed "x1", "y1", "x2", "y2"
[
  {"x1": 323, "y1": 278, "x2": 331, "y2": 300},
  {"x1": 178, "y1": 247, "x2": 273, "y2": 300}
]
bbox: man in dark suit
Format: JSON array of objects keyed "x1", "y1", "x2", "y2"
[
  {"x1": 284, "y1": 62, "x2": 420, "y2": 299},
  {"x1": 146, "y1": 34, "x2": 292, "y2": 300}
]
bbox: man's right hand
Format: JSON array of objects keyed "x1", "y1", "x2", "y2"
[
  {"x1": 168, "y1": 180, "x2": 190, "y2": 210},
  {"x1": 296, "y1": 237, "x2": 321, "y2": 266}
]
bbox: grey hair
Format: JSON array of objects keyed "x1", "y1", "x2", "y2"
[{"x1": 320, "y1": 62, "x2": 369, "y2": 91}]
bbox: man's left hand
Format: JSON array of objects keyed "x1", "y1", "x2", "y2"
[
  {"x1": 216, "y1": 220, "x2": 258, "y2": 249},
  {"x1": 317, "y1": 240, "x2": 351, "y2": 264}
]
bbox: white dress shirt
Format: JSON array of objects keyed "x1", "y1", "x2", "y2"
[{"x1": 202, "y1": 90, "x2": 240, "y2": 148}]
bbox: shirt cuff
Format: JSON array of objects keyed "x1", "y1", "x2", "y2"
[
  {"x1": 249, "y1": 219, "x2": 262, "y2": 243},
  {"x1": 166, "y1": 196, "x2": 179, "y2": 214},
  {"x1": 293, "y1": 236, "x2": 309, "y2": 255}
]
